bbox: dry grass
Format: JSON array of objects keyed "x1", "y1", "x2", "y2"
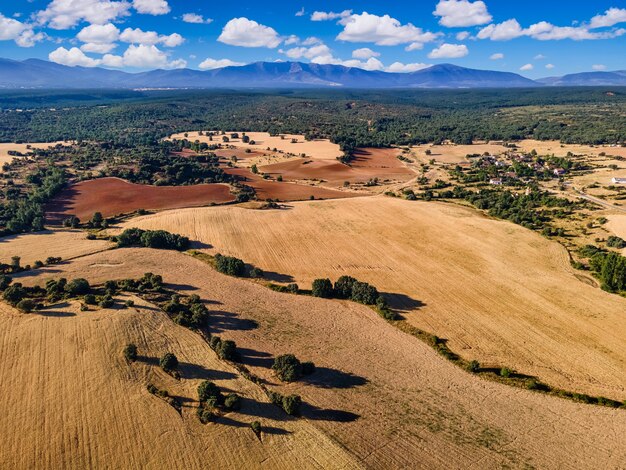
[
  {"x1": 0, "y1": 294, "x2": 359, "y2": 469},
  {"x1": 0, "y1": 142, "x2": 71, "y2": 165},
  {"x1": 12, "y1": 247, "x2": 626, "y2": 469},
  {"x1": 168, "y1": 132, "x2": 342, "y2": 160},
  {"x1": 0, "y1": 229, "x2": 112, "y2": 267},
  {"x1": 121, "y1": 197, "x2": 626, "y2": 400}
]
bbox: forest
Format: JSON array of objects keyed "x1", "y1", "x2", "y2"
[{"x1": 1, "y1": 88, "x2": 625, "y2": 147}]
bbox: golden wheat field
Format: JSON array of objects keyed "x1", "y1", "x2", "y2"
[
  {"x1": 121, "y1": 197, "x2": 626, "y2": 401},
  {"x1": 0, "y1": 142, "x2": 71, "y2": 165},
  {"x1": 10, "y1": 247, "x2": 626, "y2": 469}
]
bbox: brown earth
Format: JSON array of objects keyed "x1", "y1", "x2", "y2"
[
  {"x1": 45, "y1": 177, "x2": 235, "y2": 223},
  {"x1": 13, "y1": 248, "x2": 626, "y2": 469},
  {"x1": 121, "y1": 197, "x2": 626, "y2": 401}
]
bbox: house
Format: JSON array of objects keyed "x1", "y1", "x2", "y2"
[
  {"x1": 553, "y1": 168, "x2": 566, "y2": 176},
  {"x1": 612, "y1": 177, "x2": 626, "y2": 184},
  {"x1": 489, "y1": 178, "x2": 503, "y2": 185}
]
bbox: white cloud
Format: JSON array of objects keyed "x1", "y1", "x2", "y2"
[
  {"x1": 352, "y1": 47, "x2": 380, "y2": 59},
  {"x1": 282, "y1": 44, "x2": 333, "y2": 61},
  {"x1": 280, "y1": 42, "x2": 384, "y2": 70},
  {"x1": 456, "y1": 31, "x2": 470, "y2": 41},
  {"x1": 520, "y1": 63, "x2": 533, "y2": 71},
  {"x1": 428, "y1": 43, "x2": 469, "y2": 59},
  {"x1": 119, "y1": 28, "x2": 184, "y2": 47},
  {"x1": 0, "y1": 14, "x2": 44, "y2": 47},
  {"x1": 545, "y1": 63, "x2": 555, "y2": 70},
  {"x1": 168, "y1": 58, "x2": 187, "y2": 69},
  {"x1": 405, "y1": 42, "x2": 425, "y2": 51},
  {"x1": 478, "y1": 18, "x2": 626, "y2": 41},
  {"x1": 218, "y1": 17, "x2": 282, "y2": 48},
  {"x1": 490, "y1": 52, "x2": 504, "y2": 60},
  {"x1": 117, "y1": 44, "x2": 169, "y2": 67},
  {"x1": 182, "y1": 13, "x2": 213, "y2": 24},
  {"x1": 302, "y1": 37, "x2": 322, "y2": 46},
  {"x1": 81, "y1": 42, "x2": 117, "y2": 53},
  {"x1": 534, "y1": 54, "x2": 546, "y2": 60},
  {"x1": 100, "y1": 54, "x2": 124, "y2": 67},
  {"x1": 311, "y1": 10, "x2": 352, "y2": 22},
  {"x1": 284, "y1": 35, "x2": 300, "y2": 45},
  {"x1": 295, "y1": 7, "x2": 305, "y2": 17},
  {"x1": 337, "y1": 12, "x2": 440, "y2": 46},
  {"x1": 387, "y1": 62, "x2": 430, "y2": 73},
  {"x1": 49, "y1": 46, "x2": 100, "y2": 67},
  {"x1": 332, "y1": 57, "x2": 384, "y2": 71},
  {"x1": 199, "y1": 57, "x2": 245, "y2": 70},
  {"x1": 36, "y1": 0, "x2": 131, "y2": 30},
  {"x1": 589, "y1": 8, "x2": 626, "y2": 29},
  {"x1": 133, "y1": 0, "x2": 169, "y2": 15},
  {"x1": 433, "y1": 0, "x2": 492, "y2": 27},
  {"x1": 77, "y1": 23, "x2": 120, "y2": 44},
  {"x1": 592, "y1": 64, "x2": 607, "y2": 70}
]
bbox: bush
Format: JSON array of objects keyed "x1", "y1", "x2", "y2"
[
  {"x1": 350, "y1": 281, "x2": 379, "y2": 305},
  {"x1": 66, "y1": 278, "x2": 90, "y2": 296},
  {"x1": 197, "y1": 380, "x2": 222, "y2": 403},
  {"x1": 250, "y1": 420, "x2": 261, "y2": 434},
  {"x1": 117, "y1": 228, "x2": 189, "y2": 251},
  {"x1": 281, "y1": 395, "x2": 302, "y2": 416},
  {"x1": 272, "y1": 354, "x2": 303, "y2": 382},
  {"x1": 123, "y1": 343, "x2": 138, "y2": 361},
  {"x1": 217, "y1": 339, "x2": 237, "y2": 361},
  {"x1": 84, "y1": 293, "x2": 97, "y2": 305},
  {"x1": 333, "y1": 276, "x2": 357, "y2": 299},
  {"x1": 98, "y1": 294, "x2": 114, "y2": 308},
  {"x1": 607, "y1": 236, "x2": 626, "y2": 249},
  {"x1": 160, "y1": 352, "x2": 178, "y2": 372},
  {"x1": 286, "y1": 283, "x2": 299, "y2": 294},
  {"x1": 500, "y1": 367, "x2": 513, "y2": 378},
  {"x1": 311, "y1": 278, "x2": 333, "y2": 298},
  {"x1": 214, "y1": 254, "x2": 246, "y2": 277},
  {"x1": 197, "y1": 407, "x2": 215, "y2": 424},
  {"x1": 224, "y1": 393, "x2": 241, "y2": 411},
  {"x1": 16, "y1": 299, "x2": 35, "y2": 313},
  {"x1": 467, "y1": 360, "x2": 480, "y2": 373},
  {"x1": 0, "y1": 275, "x2": 12, "y2": 291},
  {"x1": 3, "y1": 283, "x2": 26, "y2": 305}
]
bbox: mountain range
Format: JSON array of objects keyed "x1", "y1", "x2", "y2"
[{"x1": 1, "y1": 58, "x2": 625, "y2": 89}]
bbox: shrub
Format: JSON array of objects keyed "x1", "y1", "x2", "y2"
[
  {"x1": 217, "y1": 339, "x2": 237, "y2": 361},
  {"x1": 607, "y1": 236, "x2": 626, "y2": 249},
  {"x1": 214, "y1": 254, "x2": 246, "y2": 277},
  {"x1": 311, "y1": 278, "x2": 333, "y2": 298},
  {"x1": 249, "y1": 267, "x2": 263, "y2": 278},
  {"x1": 3, "y1": 283, "x2": 26, "y2": 305},
  {"x1": 0, "y1": 275, "x2": 12, "y2": 291},
  {"x1": 66, "y1": 278, "x2": 90, "y2": 296},
  {"x1": 286, "y1": 283, "x2": 299, "y2": 294},
  {"x1": 333, "y1": 275, "x2": 357, "y2": 299},
  {"x1": 350, "y1": 281, "x2": 379, "y2": 305},
  {"x1": 197, "y1": 380, "x2": 222, "y2": 403},
  {"x1": 16, "y1": 299, "x2": 35, "y2": 313},
  {"x1": 33, "y1": 260, "x2": 44, "y2": 268},
  {"x1": 117, "y1": 228, "x2": 189, "y2": 251},
  {"x1": 84, "y1": 293, "x2": 97, "y2": 305},
  {"x1": 250, "y1": 421, "x2": 261, "y2": 434},
  {"x1": 98, "y1": 294, "x2": 114, "y2": 308},
  {"x1": 272, "y1": 354, "x2": 303, "y2": 382},
  {"x1": 467, "y1": 360, "x2": 480, "y2": 373},
  {"x1": 500, "y1": 367, "x2": 513, "y2": 378},
  {"x1": 123, "y1": 343, "x2": 138, "y2": 362},
  {"x1": 224, "y1": 393, "x2": 241, "y2": 411},
  {"x1": 209, "y1": 335, "x2": 222, "y2": 351},
  {"x1": 281, "y1": 395, "x2": 302, "y2": 416},
  {"x1": 197, "y1": 407, "x2": 215, "y2": 424},
  {"x1": 125, "y1": 299, "x2": 135, "y2": 308},
  {"x1": 160, "y1": 352, "x2": 178, "y2": 372}
]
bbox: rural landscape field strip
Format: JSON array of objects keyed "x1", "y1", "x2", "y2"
[
  {"x1": 13, "y1": 247, "x2": 626, "y2": 469},
  {"x1": 121, "y1": 197, "x2": 626, "y2": 401}
]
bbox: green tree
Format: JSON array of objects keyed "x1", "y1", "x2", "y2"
[
  {"x1": 272, "y1": 354, "x2": 303, "y2": 382},
  {"x1": 160, "y1": 352, "x2": 179, "y2": 372},
  {"x1": 311, "y1": 278, "x2": 333, "y2": 298}
]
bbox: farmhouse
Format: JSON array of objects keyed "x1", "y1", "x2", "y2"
[
  {"x1": 553, "y1": 168, "x2": 566, "y2": 176},
  {"x1": 612, "y1": 177, "x2": 626, "y2": 184},
  {"x1": 489, "y1": 178, "x2": 503, "y2": 185}
]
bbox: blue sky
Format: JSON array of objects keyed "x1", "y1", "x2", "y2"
[{"x1": 1, "y1": 1, "x2": 625, "y2": 77}]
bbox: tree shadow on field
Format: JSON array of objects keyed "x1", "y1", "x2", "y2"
[
  {"x1": 236, "y1": 347, "x2": 274, "y2": 368},
  {"x1": 300, "y1": 403, "x2": 360, "y2": 423},
  {"x1": 164, "y1": 283, "x2": 199, "y2": 292},
  {"x1": 216, "y1": 415, "x2": 292, "y2": 435},
  {"x1": 260, "y1": 269, "x2": 295, "y2": 283},
  {"x1": 383, "y1": 292, "x2": 426, "y2": 313},
  {"x1": 189, "y1": 240, "x2": 212, "y2": 250},
  {"x1": 208, "y1": 310, "x2": 259, "y2": 333},
  {"x1": 136, "y1": 356, "x2": 237, "y2": 381},
  {"x1": 301, "y1": 367, "x2": 368, "y2": 389}
]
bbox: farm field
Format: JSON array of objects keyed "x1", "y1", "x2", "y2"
[
  {"x1": 120, "y1": 197, "x2": 626, "y2": 400},
  {"x1": 168, "y1": 132, "x2": 342, "y2": 160},
  {"x1": 0, "y1": 229, "x2": 112, "y2": 266},
  {"x1": 0, "y1": 142, "x2": 71, "y2": 165},
  {"x1": 45, "y1": 177, "x2": 235, "y2": 223},
  {"x1": 0, "y1": 296, "x2": 357, "y2": 469},
  {"x1": 12, "y1": 247, "x2": 626, "y2": 469}
]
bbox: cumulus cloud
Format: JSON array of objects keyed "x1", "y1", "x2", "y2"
[
  {"x1": 295, "y1": 7, "x2": 305, "y2": 17},
  {"x1": 311, "y1": 10, "x2": 352, "y2": 22},
  {"x1": 49, "y1": 46, "x2": 100, "y2": 67},
  {"x1": 490, "y1": 52, "x2": 504, "y2": 60},
  {"x1": 77, "y1": 23, "x2": 119, "y2": 44},
  {"x1": 182, "y1": 13, "x2": 212, "y2": 24},
  {"x1": 0, "y1": 14, "x2": 44, "y2": 47},
  {"x1": 589, "y1": 8, "x2": 626, "y2": 29},
  {"x1": 279, "y1": 42, "x2": 384, "y2": 70},
  {"x1": 427, "y1": 43, "x2": 469, "y2": 59},
  {"x1": 405, "y1": 42, "x2": 426, "y2": 51},
  {"x1": 218, "y1": 17, "x2": 282, "y2": 48},
  {"x1": 520, "y1": 63, "x2": 533, "y2": 71},
  {"x1": 81, "y1": 42, "x2": 117, "y2": 53},
  {"x1": 478, "y1": 18, "x2": 626, "y2": 41},
  {"x1": 545, "y1": 63, "x2": 555, "y2": 70},
  {"x1": 456, "y1": 31, "x2": 470, "y2": 41},
  {"x1": 119, "y1": 28, "x2": 184, "y2": 47},
  {"x1": 433, "y1": 0, "x2": 492, "y2": 27},
  {"x1": 352, "y1": 47, "x2": 380, "y2": 59},
  {"x1": 337, "y1": 12, "x2": 440, "y2": 46},
  {"x1": 198, "y1": 58, "x2": 245, "y2": 70},
  {"x1": 534, "y1": 54, "x2": 546, "y2": 60},
  {"x1": 592, "y1": 64, "x2": 607, "y2": 70},
  {"x1": 133, "y1": 0, "x2": 170, "y2": 15},
  {"x1": 386, "y1": 62, "x2": 430, "y2": 73},
  {"x1": 108, "y1": 44, "x2": 182, "y2": 68},
  {"x1": 36, "y1": 0, "x2": 131, "y2": 30}
]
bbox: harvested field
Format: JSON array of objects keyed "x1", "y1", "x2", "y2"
[
  {"x1": 260, "y1": 148, "x2": 414, "y2": 186},
  {"x1": 516, "y1": 140, "x2": 626, "y2": 158},
  {"x1": 225, "y1": 168, "x2": 358, "y2": 201},
  {"x1": 607, "y1": 214, "x2": 626, "y2": 254},
  {"x1": 0, "y1": 229, "x2": 112, "y2": 266},
  {"x1": 412, "y1": 142, "x2": 506, "y2": 164},
  {"x1": 123, "y1": 197, "x2": 626, "y2": 400},
  {"x1": 0, "y1": 296, "x2": 358, "y2": 469},
  {"x1": 45, "y1": 177, "x2": 235, "y2": 223},
  {"x1": 14, "y1": 247, "x2": 626, "y2": 469},
  {"x1": 168, "y1": 132, "x2": 342, "y2": 160},
  {"x1": 0, "y1": 141, "x2": 71, "y2": 165}
]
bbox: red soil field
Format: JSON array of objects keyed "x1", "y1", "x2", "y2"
[
  {"x1": 224, "y1": 168, "x2": 358, "y2": 201},
  {"x1": 260, "y1": 148, "x2": 414, "y2": 186},
  {"x1": 46, "y1": 177, "x2": 235, "y2": 224}
]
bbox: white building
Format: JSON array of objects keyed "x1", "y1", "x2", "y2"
[{"x1": 612, "y1": 177, "x2": 626, "y2": 184}]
